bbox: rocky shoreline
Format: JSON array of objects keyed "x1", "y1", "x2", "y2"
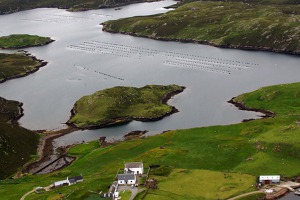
[
  {"x1": 228, "y1": 97, "x2": 275, "y2": 121},
  {"x1": 101, "y1": 28, "x2": 300, "y2": 56},
  {"x1": 67, "y1": 86, "x2": 185, "y2": 130},
  {"x1": 21, "y1": 127, "x2": 78, "y2": 175},
  {"x1": 0, "y1": 52, "x2": 48, "y2": 84}
]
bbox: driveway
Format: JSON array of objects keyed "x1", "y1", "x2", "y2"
[{"x1": 117, "y1": 185, "x2": 139, "y2": 200}]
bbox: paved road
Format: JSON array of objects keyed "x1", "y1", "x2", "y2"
[{"x1": 228, "y1": 190, "x2": 264, "y2": 200}]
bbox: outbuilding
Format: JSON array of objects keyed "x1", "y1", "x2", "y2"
[
  {"x1": 53, "y1": 180, "x2": 70, "y2": 188},
  {"x1": 259, "y1": 175, "x2": 280, "y2": 184},
  {"x1": 117, "y1": 174, "x2": 136, "y2": 185},
  {"x1": 68, "y1": 175, "x2": 84, "y2": 185},
  {"x1": 124, "y1": 162, "x2": 144, "y2": 175}
]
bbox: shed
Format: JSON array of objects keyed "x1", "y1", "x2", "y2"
[
  {"x1": 259, "y1": 175, "x2": 280, "y2": 184},
  {"x1": 124, "y1": 162, "x2": 144, "y2": 174},
  {"x1": 117, "y1": 174, "x2": 136, "y2": 185}
]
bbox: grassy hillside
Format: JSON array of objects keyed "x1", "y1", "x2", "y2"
[
  {"x1": 0, "y1": 97, "x2": 39, "y2": 180},
  {"x1": 1, "y1": 82, "x2": 300, "y2": 199},
  {"x1": 102, "y1": 1, "x2": 300, "y2": 54},
  {"x1": 68, "y1": 85, "x2": 185, "y2": 129},
  {"x1": 0, "y1": 97, "x2": 22, "y2": 123},
  {"x1": 0, "y1": 34, "x2": 53, "y2": 49},
  {"x1": 0, "y1": 0, "x2": 156, "y2": 14},
  {"x1": 0, "y1": 53, "x2": 46, "y2": 83},
  {"x1": 0, "y1": 123, "x2": 39, "y2": 180}
]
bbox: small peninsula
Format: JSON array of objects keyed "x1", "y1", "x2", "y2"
[
  {"x1": 0, "y1": 97, "x2": 39, "y2": 179},
  {"x1": 0, "y1": 34, "x2": 53, "y2": 83},
  {"x1": 0, "y1": 53, "x2": 47, "y2": 83},
  {"x1": 0, "y1": 34, "x2": 54, "y2": 49},
  {"x1": 67, "y1": 85, "x2": 185, "y2": 129},
  {"x1": 102, "y1": 1, "x2": 300, "y2": 55}
]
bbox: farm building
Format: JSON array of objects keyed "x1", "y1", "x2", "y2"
[
  {"x1": 124, "y1": 162, "x2": 144, "y2": 174},
  {"x1": 68, "y1": 175, "x2": 84, "y2": 185},
  {"x1": 259, "y1": 175, "x2": 280, "y2": 184},
  {"x1": 53, "y1": 180, "x2": 70, "y2": 188},
  {"x1": 117, "y1": 174, "x2": 136, "y2": 185},
  {"x1": 53, "y1": 175, "x2": 84, "y2": 188}
]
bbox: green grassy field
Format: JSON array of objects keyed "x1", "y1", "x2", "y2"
[
  {"x1": 144, "y1": 169, "x2": 256, "y2": 200},
  {"x1": 0, "y1": 97, "x2": 39, "y2": 180},
  {"x1": 0, "y1": 53, "x2": 45, "y2": 83},
  {"x1": 1, "y1": 82, "x2": 300, "y2": 199},
  {"x1": 68, "y1": 85, "x2": 184, "y2": 128},
  {"x1": 0, "y1": 34, "x2": 53, "y2": 49},
  {"x1": 102, "y1": 1, "x2": 300, "y2": 54}
]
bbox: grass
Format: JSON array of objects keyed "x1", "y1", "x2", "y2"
[
  {"x1": 0, "y1": 96, "x2": 39, "y2": 180},
  {"x1": 236, "y1": 193, "x2": 265, "y2": 200},
  {"x1": 0, "y1": 53, "x2": 44, "y2": 83},
  {"x1": 102, "y1": 1, "x2": 300, "y2": 54},
  {"x1": 2, "y1": 82, "x2": 300, "y2": 199},
  {"x1": 145, "y1": 169, "x2": 256, "y2": 200},
  {"x1": 0, "y1": 97, "x2": 21, "y2": 123},
  {"x1": 0, "y1": 34, "x2": 53, "y2": 49},
  {"x1": 68, "y1": 85, "x2": 184, "y2": 128},
  {"x1": 0, "y1": 123, "x2": 39, "y2": 180},
  {"x1": 120, "y1": 190, "x2": 132, "y2": 200}
]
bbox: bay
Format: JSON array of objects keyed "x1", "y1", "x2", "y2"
[{"x1": 0, "y1": 0, "x2": 299, "y2": 148}]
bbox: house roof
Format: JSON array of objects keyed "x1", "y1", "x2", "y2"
[
  {"x1": 125, "y1": 162, "x2": 143, "y2": 168},
  {"x1": 117, "y1": 174, "x2": 136, "y2": 181},
  {"x1": 69, "y1": 175, "x2": 83, "y2": 182},
  {"x1": 259, "y1": 175, "x2": 280, "y2": 181}
]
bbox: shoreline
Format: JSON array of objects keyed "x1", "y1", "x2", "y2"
[
  {"x1": 228, "y1": 97, "x2": 275, "y2": 121},
  {"x1": 67, "y1": 86, "x2": 185, "y2": 130},
  {"x1": 19, "y1": 91, "x2": 273, "y2": 175},
  {"x1": 10, "y1": 102, "x2": 24, "y2": 124},
  {"x1": 21, "y1": 127, "x2": 78, "y2": 175},
  {"x1": 0, "y1": 52, "x2": 48, "y2": 84},
  {"x1": 101, "y1": 28, "x2": 300, "y2": 56}
]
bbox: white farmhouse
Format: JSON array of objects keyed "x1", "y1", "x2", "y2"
[
  {"x1": 117, "y1": 174, "x2": 136, "y2": 185},
  {"x1": 124, "y1": 162, "x2": 144, "y2": 175},
  {"x1": 259, "y1": 175, "x2": 280, "y2": 185}
]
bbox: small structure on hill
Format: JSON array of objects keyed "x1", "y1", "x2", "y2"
[
  {"x1": 53, "y1": 175, "x2": 84, "y2": 188},
  {"x1": 259, "y1": 175, "x2": 280, "y2": 185},
  {"x1": 124, "y1": 162, "x2": 144, "y2": 175}
]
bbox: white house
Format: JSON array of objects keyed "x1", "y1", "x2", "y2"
[
  {"x1": 117, "y1": 174, "x2": 136, "y2": 185},
  {"x1": 124, "y1": 162, "x2": 144, "y2": 175},
  {"x1": 259, "y1": 175, "x2": 280, "y2": 184}
]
